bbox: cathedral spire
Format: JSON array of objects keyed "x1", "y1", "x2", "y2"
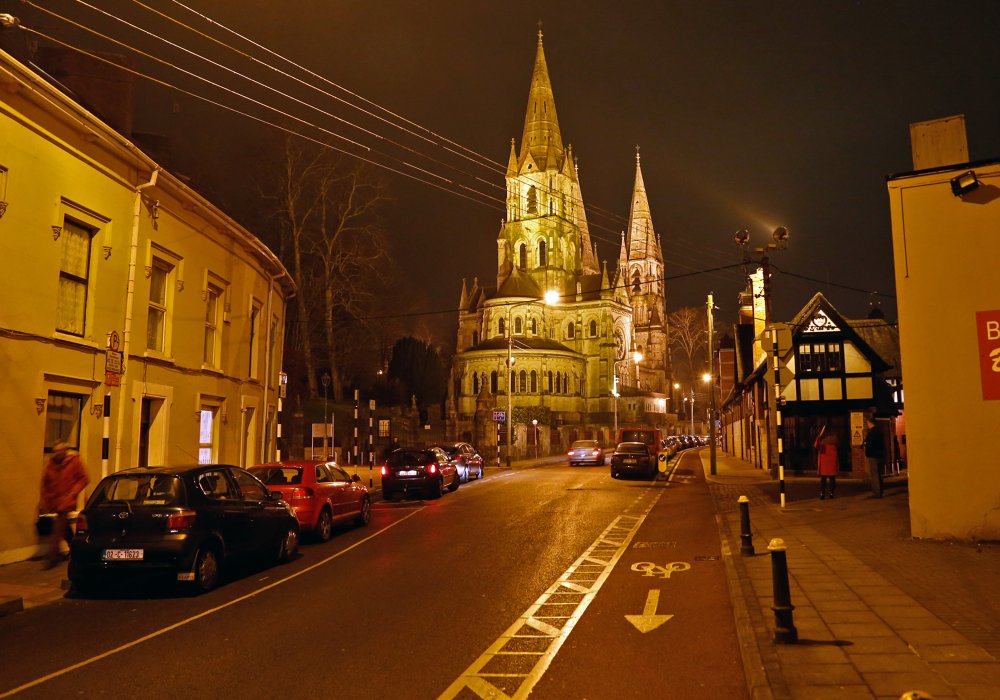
[
  {"x1": 506, "y1": 138, "x2": 518, "y2": 177},
  {"x1": 575, "y1": 159, "x2": 599, "y2": 274},
  {"x1": 627, "y1": 146, "x2": 660, "y2": 263},
  {"x1": 518, "y1": 29, "x2": 564, "y2": 172}
]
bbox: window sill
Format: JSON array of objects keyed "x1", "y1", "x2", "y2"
[{"x1": 52, "y1": 332, "x2": 99, "y2": 350}]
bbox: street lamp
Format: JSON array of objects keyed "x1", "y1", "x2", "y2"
[
  {"x1": 613, "y1": 350, "x2": 643, "y2": 439},
  {"x1": 505, "y1": 290, "x2": 559, "y2": 467},
  {"x1": 532, "y1": 418, "x2": 539, "y2": 459}
]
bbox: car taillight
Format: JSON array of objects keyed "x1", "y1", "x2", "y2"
[
  {"x1": 381, "y1": 465, "x2": 388, "y2": 477},
  {"x1": 592, "y1": 449, "x2": 601, "y2": 456},
  {"x1": 75, "y1": 513, "x2": 88, "y2": 534},
  {"x1": 167, "y1": 509, "x2": 197, "y2": 531},
  {"x1": 287, "y1": 487, "x2": 313, "y2": 500},
  {"x1": 428, "y1": 463, "x2": 438, "y2": 474}
]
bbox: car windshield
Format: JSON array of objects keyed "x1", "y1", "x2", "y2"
[
  {"x1": 250, "y1": 467, "x2": 303, "y2": 485},
  {"x1": 89, "y1": 474, "x2": 183, "y2": 506},
  {"x1": 436, "y1": 445, "x2": 461, "y2": 456},
  {"x1": 388, "y1": 450, "x2": 431, "y2": 466},
  {"x1": 616, "y1": 442, "x2": 648, "y2": 454},
  {"x1": 571, "y1": 441, "x2": 598, "y2": 449}
]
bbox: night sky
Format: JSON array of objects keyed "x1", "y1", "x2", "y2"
[{"x1": 8, "y1": 1, "x2": 1000, "y2": 345}]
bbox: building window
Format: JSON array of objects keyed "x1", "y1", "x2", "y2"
[
  {"x1": 490, "y1": 371, "x2": 498, "y2": 394},
  {"x1": 56, "y1": 219, "x2": 94, "y2": 336},
  {"x1": 530, "y1": 370, "x2": 537, "y2": 393},
  {"x1": 204, "y1": 285, "x2": 222, "y2": 367},
  {"x1": 498, "y1": 317, "x2": 506, "y2": 337},
  {"x1": 510, "y1": 370, "x2": 516, "y2": 394},
  {"x1": 547, "y1": 371, "x2": 553, "y2": 393},
  {"x1": 514, "y1": 316, "x2": 523, "y2": 334},
  {"x1": 45, "y1": 391, "x2": 83, "y2": 449},
  {"x1": 538, "y1": 239, "x2": 547, "y2": 266},
  {"x1": 198, "y1": 405, "x2": 219, "y2": 464},
  {"x1": 473, "y1": 373, "x2": 480, "y2": 394},
  {"x1": 268, "y1": 315, "x2": 279, "y2": 383},
  {"x1": 519, "y1": 370, "x2": 527, "y2": 393},
  {"x1": 147, "y1": 259, "x2": 172, "y2": 352},
  {"x1": 530, "y1": 318, "x2": 537, "y2": 335},
  {"x1": 527, "y1": 186, "x2": 537, "y2": 214},
  {"x1": 589, "y1": 320, "x2": 597, "y2": 337},
  {"x1": 632, "y1": 269, "x2": 642, "y2": 294},
  {"x1": 798, "y1": 342, "x2": 842, "y2": 373},
  {"x1": 556, "y1": 373, "x2": 562, "y2": 393},
  {"x1": 519, "y1": 243, "x2": 527, "y2": 270},
  {"x1": 248, "y1": 301, "x2": 262, "y2": 379},
  {"x1": 567, "y1": 321, "x2": 575, "y2": 339},
  {"x1": 472, "y1": 330, "x2": 479, "y2": 346}
]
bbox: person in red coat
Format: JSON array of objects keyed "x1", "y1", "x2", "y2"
[
  {"x1": 39, "y1": 441, "x2": 89, "y2": 568},
  {"x1": 813, "y1": 424, "x2": 839, "y2": 500}
]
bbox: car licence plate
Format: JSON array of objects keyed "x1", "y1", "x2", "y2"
[
  {"x1": 623, "y1": 458, "x2": 636, "y2": 464},
  {"x1": 397, "y1": 470, "x2": 418, "y2": 476},
  {"x1": 103, "y1": 549, "x2": 144, "y2": 561}
]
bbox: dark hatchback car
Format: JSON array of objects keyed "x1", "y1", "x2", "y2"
[
  {"x1": 69, "y1": 464, "x2": 300, "y2": 594},
  {"x1": 610, "y1": 442, "x2": 657, "y2": 479},
  {"x1": 381, "y1": 447, "x2": 459, "y2": 500}
]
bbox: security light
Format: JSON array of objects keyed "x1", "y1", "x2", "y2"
[{"x1": 950, "y1": 170, "x2": 979, "y2": 197}]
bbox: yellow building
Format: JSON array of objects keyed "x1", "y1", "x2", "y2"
[
  {"x1": 887, "y1": 158, "x2": 1000, "y2": 539},
  {"x1": 0, "y1": 49, "x2": 293, "y2": 563}
]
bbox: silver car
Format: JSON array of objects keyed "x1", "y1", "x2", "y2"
[
  {"x1": 431, "y1": 442, "x2": 485, "y2": 482},
  {"x1": 568, "y1": 440, "x2": 604, "y2": 466}
]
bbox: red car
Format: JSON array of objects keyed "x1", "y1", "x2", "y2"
[{"x1": 250, "y1": 461, "x2": 371, "y2": 542}]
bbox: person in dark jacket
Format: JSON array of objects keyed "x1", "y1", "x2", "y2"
[
  {"x1": 39, "y1": 441, "x2": 89, "y2": 568},
  {"x1": 863, "y1": 417, "x2": 885, "y2": 498}
]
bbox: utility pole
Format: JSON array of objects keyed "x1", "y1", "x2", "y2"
[{"x1": 707, "y1": 293, "x2": 717, "y2": 476}]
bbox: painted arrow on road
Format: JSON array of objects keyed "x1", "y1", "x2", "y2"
[{"x1": 625, "y1": 589, "x2": 673, "y2": 633}]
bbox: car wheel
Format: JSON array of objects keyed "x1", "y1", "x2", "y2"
[
  {"x1": 315, "y1": 508, "x2": 333, "y2": 542},
  {"x1": 429, "y1": 477, "x2": 444, "y2": 499},
  {"x1": 355, "y1": 496, "x2": 371, "y2": 526},
  {"x1": 448, "y1": 473, "x2": 460, "y2": 492},
  {"x1": 277, "y1": 527, "x2": 299, "y2": 563},
  {"x1": 193, "y1": 546, "x2": 220, "y2": 593},
  {"x1": 611, "y1": 470, "x2": 619, "y2": 479}
]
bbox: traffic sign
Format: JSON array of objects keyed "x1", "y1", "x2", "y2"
[{"x1": 492, "y1": 410, "x2": 506, "y2": 422}]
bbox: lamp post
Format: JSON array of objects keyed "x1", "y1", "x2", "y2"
[
  {"x1": 505, "y1": 290, "x2": 559, "y2": 467},
  {"x1": 613, "y1": 350, "x2": 643, "y2": 439},
  {"x1": 707, "y1": 292, "x2": 717, "y2": 476},
  {"x1": 532, "y1": 418, "x2": 539, "y2": 459},
  {"x1": 321, "y1": 372, "x2": 331, "y2": 458}
]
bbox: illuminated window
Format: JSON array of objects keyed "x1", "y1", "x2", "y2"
[
  {"x1": 56, "y1": 219, "x2": 94, "y2": 336},
  {"x1": 198, "y1": 404, "x2": 220, "y2": 464},
  {"x1": 797, "y1": 342, "x2": 842, "y2": 373}
]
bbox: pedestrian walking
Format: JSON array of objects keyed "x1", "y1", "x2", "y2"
[
  {"x1": 863, "y1": 417, "x2": 885, "y2": 498},
  {"x1": 813, "y1": 423, "x2": 839, "y2": 499},
  {"x1": 38, "y1": 440, "x2": 89, "y2": 569}
]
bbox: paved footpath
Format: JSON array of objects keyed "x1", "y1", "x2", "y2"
[{"x1": 706, "y1": 450, "x2": 1000, "y2": 700}]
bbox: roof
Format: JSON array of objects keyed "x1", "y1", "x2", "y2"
[{"x1": 468, "y1": 336, "x2": 577, "y2": 354}]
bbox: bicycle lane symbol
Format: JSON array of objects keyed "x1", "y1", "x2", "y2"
[{"x1": 630, "y1": 561, "x2": 692, "y2": 579}]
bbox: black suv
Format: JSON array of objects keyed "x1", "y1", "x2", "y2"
[
  {"x1": 69, "y1": 464, "x2": 299, "y2": 594},
  {"x1": 381, "y1": 447, "x2": 459, "y2": 500}
]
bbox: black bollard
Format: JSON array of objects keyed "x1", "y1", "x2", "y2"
[
  {"x1": 738, "y1": 495, "x2": 755, "y2": 556},
  {"x1": 768, "y1": 538, "x2": 798, "y2": 644}
]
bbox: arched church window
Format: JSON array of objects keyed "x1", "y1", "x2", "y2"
[
  {"x1": 556, "y1": 373, "x2": 561, "y2": 393},
  {"x1": 547, "y1": 371, "x2": 553, "y2": 392},
  {"x1": 473, "y1": 373, "x2": 480, "y2": 394},
  {"x1": 567, "y1": 321, "x2": 575, "y2": 339},
  {"x1": 589, "y1": 320, "x2": 597, "y2": 337},
  {"x1": 530, "y1": 318, "x2": 537, "y2": 335},
  {"x1": 490, "y1": 371, "x2": 498, "y2": 394},
  {"x1": 519, "y1": 370, "x2": 527, "y2": 393},
  {"x1": 527, "y1": 186, "x2": 537, "y2": 214},
  {"x1": 564, "y1": 372, "x2": 569, "y2": 394},
  {"x1": 632, "y1": 270, "x2": 642, "y2": 294},
  {"x1": 530, "y1": 370, "x2": 537, "y2": 393},
  {"x1": 519, "y1": 243, "x2": 527, "y2": 270},
  {"x1": 498, "y1": 317, "x2": 506, "y2": 336},
  {"x1": 514, "y1": 317, "x2": 523, "y2": 334},
  {"x1": 472, "y1": 331, "x2": 479, "y2": 346},
  {"x1": 538, "y1": 239, "x2": 547, "y2": 266}
]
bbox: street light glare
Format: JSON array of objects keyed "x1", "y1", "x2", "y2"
[
  {"x1": 543, "y1": 289, "x2": 560, "y2": 305},
  {"x1": 633, "y1": 351, "x2": 643, "y2": 364},
  {"x1": 702, "y1": 373, "x2": 711, "y2": 383}
]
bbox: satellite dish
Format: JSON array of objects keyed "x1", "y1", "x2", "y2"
[
  {"x1": 733, "y1": 228, "x2": 750, "y2": 245},
  {"x1": 772, "y1": 226, "x2": 789, "y2": 243}
]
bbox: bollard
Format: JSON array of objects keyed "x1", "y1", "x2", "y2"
[
  {"x1": 768, "y1": 538, "x2": 798, "y2": 644},
  {"x1": 738, "y1": 495, "x2": 755, "y2": 556}
]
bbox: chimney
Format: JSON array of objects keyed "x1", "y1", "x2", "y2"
[{"x1": 909, "y1": 115, "x2": 969, "y2": 170}]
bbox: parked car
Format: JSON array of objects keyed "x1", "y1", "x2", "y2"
[
  {"x1": 430, "y1": 442, "x2": 484, "y2": 482},
  {"x1": 568, "y1": 439, "x2": 604, "y2": 466},
  {"x1": 610, "y1": 442, "x2": 657, "y2": 479},
  {"x1": 250, "y1": 460, "x2": 371, "y2": 542},
  {"x1": 381, "y1": 447, "x2": 459, "y2": 500},
  {"x1": 662, "y1": 436, "x2": 680, "y2": 457},
  {"x1": 68, "y1": 464, "x2": 299, "y2": 594}
]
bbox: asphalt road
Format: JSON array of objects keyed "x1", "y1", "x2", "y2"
[{"x1": 0, "y1": 450, "x2": 746, "y2": 699}]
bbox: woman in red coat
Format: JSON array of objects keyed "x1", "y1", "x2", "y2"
[
  {"x1": 39, "y1": 441, "x2": 89, "y2": 568},
  {"x1": 814, "y1": 424, "x2": 839, "y2": 499}
]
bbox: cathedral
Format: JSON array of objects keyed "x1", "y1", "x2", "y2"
[{"x1": 449, "y1": 32, "x2": 670, "y2": 454}]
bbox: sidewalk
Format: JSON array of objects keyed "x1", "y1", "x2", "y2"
[{"x1": 705, "y1": 450, "x2": 1000, "y2": 699}]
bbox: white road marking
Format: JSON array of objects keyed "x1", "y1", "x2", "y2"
[
  {"x1": 0, "y1": 509, "x2": 422, "y2": 699},
  {"x1": 438, "y1": 490, "x2": 663, "y2": 700},
  {"x1": 624, "y1": 589, "x2": 673, "y2": 633}
]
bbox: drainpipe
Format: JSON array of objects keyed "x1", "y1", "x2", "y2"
[{"x1": 112, "y1": 169, "x2": 159, "y2": 473}]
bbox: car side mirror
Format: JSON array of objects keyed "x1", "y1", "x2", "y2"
[{"x1": 352, "y1": 474, "x2": 361, "y2": 483}]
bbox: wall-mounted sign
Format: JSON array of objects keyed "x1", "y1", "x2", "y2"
[{"x1": 977, "y1": 310, "x2": 1000, "y2": 400}]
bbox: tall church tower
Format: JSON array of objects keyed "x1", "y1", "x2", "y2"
[
  {"x1": 498, "y1": 31, "x2": 598, "y2": 296},
  {"x1": 620, "y1": 148, "x2": 668, "y2": 392}
]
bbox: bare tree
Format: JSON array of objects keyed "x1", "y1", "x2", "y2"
[{"x1": 668, "y1": 306, "x2": 708, "y2": 383}]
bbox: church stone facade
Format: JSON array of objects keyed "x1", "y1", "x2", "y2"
[{"x1": 449, "y1": 33, "x2": 669, "y2": 456}]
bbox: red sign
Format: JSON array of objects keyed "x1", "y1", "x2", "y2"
[
  {"x1": 975, "y1": 310, "x2": 1000, "y2": 400},
  {"x1": 105, "y1": 371, "x2": 121, "y2": 387}
]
